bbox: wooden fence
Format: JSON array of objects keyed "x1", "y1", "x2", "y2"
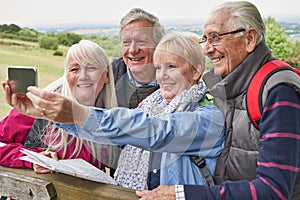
[{"x1": 0, "y1": 166, "x2": 138, "y2": 200}]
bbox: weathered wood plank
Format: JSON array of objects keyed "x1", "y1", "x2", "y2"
[
  {"x1": 0, "y1": 166, "x2": 138, "y2": 200},
  {"x1": 0, "y1": 170, "x2": 56, "y2": 200}
]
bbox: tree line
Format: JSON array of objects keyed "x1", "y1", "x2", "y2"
[
  {"x1": 0, "y1": 23, "x2": 122, "y2": 59},
  {"x1": 0, "y1": 23, "x2": 82, "y2": 50}
]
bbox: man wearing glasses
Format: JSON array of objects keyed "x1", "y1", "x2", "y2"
[
  {"x1": 112, "y1": 8, "x2": 164, "y2": 109},
  {"x1": 199, "y1": 28, "x2": 246, "y2": 47},
  {"x1": 136, "y1": 1, "x2": 300, "y2": 199}
]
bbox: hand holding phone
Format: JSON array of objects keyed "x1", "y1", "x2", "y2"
[{"x1": 8, "y1": 66, "x2": 38, "y2": 94}]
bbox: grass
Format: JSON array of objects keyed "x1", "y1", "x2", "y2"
[{"x1": 0, "y1": 39, "x2": 66, "y2": 119}]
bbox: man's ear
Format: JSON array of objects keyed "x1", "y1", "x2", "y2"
[{"x1": 246, "y1": 28, "x2": 258, "y2": 53}]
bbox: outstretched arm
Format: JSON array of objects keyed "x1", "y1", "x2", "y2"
[{"x1": 2, "y1": 81, "x2": 89, "y2": 125}]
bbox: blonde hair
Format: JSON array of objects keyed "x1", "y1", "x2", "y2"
[
  {"x1": 154, "y1": 31, "x2": 205, "y2": 76},
  {"x1": 44, "y1": 40, "x2": 119, "y2": 167}
]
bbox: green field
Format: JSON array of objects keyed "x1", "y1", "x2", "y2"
[{"x1": 0, "y1": 39, "x2": 71, "y2": 119}]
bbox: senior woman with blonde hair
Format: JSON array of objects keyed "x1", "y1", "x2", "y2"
[
  {"x1": 35, "y1": 39, "x2": 120, "y2": 173},
  {"x1": 1, "y1": 40, "x2": 120, "y2": 175},
  {"x1": 3, "y1": 32, "x2": 225, "y2": 189}
]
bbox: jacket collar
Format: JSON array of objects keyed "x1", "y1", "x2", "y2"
[{"x1": 203, "y1": 42, "x2": 272, "y2": 100}]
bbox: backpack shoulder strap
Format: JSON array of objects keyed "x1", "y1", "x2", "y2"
[
  {"x1": 246, "y1": 59, "x2": 298, "y2": 129},
  {"x1": 190, "y1": 156, "x2": 215, "y2": 186}
]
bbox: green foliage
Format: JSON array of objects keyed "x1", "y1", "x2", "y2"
[
  {"x1": 0, "y1": 32, "x2": 38, "y2": 42},
  {"x1": 0, "y1": 24, "x2": 8, "y2": 32},
  {"x1": 47, "y1": 32, "x2": 56, "y2": 37},
  {"x1": 56, "y1": 32, "x2": 82, "y2": 46},
  {"x1": 84, "y1": 35, "x2": 122, "y2": 59},
  {"x1": 205, "y1": 58, "x2": 214, "y2": 71},
  {"x1": 286, "y1": 41, "x2": 300, "y2": 69},
  {"x1": 18, "y1": 27, "x2": 39, "y2": 38},
  {"x1": 265, "y1": 17, "x2": 293, "y2": 61},
  {"x1": 0, "y1": 24, "x2": 39, "y2": 42},
  {"x1": 0, "y1": 23, "x2": 83, "y2": 47},
  {"x1": 0, "y1": 23, "x2": 21, "y2": 34},
  {"x1": 265, "y1": 17, "x2": 300, "y2": 69},
  {"x1": 39, "y1": 36, "x2": 59, "y2": 50},
  {"x1": 53, "y1": 50, "x2": 64, "y2": 56}
]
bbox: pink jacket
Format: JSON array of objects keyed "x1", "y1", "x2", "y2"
[{"x1": 0, "y1": 108, "x2": 106, "y2": 170}]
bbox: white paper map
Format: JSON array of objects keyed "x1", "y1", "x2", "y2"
[{"x1": 19, "y1": 148, "x2": 117, "y2": 185}]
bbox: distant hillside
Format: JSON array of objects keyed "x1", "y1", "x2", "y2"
[
  {"x1": 277, "y1": 16, "x2": 300, "y2": 24},
  {"x1": 31, "y1": 17, "x2": 300, "y2": 37},
  {"x1": 35, "y1": 24, "x2": 120, "y2": 36},
  {"x1": 32, "y1": 20, "x2": 205, "y2": 36}
]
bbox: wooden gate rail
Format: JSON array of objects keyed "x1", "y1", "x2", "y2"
[{"x1": 0, "y1": 166, "x2": 138, "y2": 200}]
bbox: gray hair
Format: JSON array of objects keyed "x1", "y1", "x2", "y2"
[
  {"x1": 120, "y1": 8, "x2": 165, "y2": 45},
  {"x1": 209, "y1": 1, "x2": 265, "y2": 45},
  {"x1": 154, "y1": 31, "x2": 205, "y2": 76}
]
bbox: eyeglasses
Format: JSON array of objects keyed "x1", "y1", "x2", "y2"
[{"x1": 199, "y1": 28, "x2": 246, "y2": 46}]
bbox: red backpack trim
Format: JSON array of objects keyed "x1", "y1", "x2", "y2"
[{"x1": 246, "y1": 60, "x2": 300, "y2": 129}]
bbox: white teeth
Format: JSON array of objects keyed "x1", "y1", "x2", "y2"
[
  {"x1": 162, "y1": 83, "x2": 172, "y2": 87},
  {"x1": 77, "y1": 84, "x2": 93, "y2": 88},
  {"x1": 212, "y1": 57, "x2": 222, "y2": 63},
  {"x1": 130, "y1": 58, "x2": 142, "y2": 61}
]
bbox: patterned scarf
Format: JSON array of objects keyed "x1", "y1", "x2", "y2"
[{"x1": 114, "y1": 82, "x2": 207, "y2": 190}]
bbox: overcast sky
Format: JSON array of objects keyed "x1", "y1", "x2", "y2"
[{"x1": 1, "y1": 0, "x2": 300, "y2": 27}]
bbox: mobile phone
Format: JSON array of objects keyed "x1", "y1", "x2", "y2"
[{"x1": 8, "y1": 66, "x2": 38, "y2": 94}]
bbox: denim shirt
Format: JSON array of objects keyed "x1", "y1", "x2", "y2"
[{"x1": 58, "y1": 105, "x2": 225, "y2": 186}]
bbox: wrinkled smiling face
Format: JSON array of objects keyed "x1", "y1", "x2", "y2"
[
  {"x1": 67, "y1": 57, "x2": 108, "y2": 106},
  {"x1": 154, "y1": 51, "x2": 200, "y2": 102},
  {"x1": 121, "y1": 20, "x2": 156, "y2": 74},
  {"x1": 202, "y1": 11, "x2": 249, "y2": 77}
]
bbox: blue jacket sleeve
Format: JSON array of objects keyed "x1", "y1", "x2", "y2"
[{"x1": 58, "y1": 105, "x2": 225, "y2": 157}]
